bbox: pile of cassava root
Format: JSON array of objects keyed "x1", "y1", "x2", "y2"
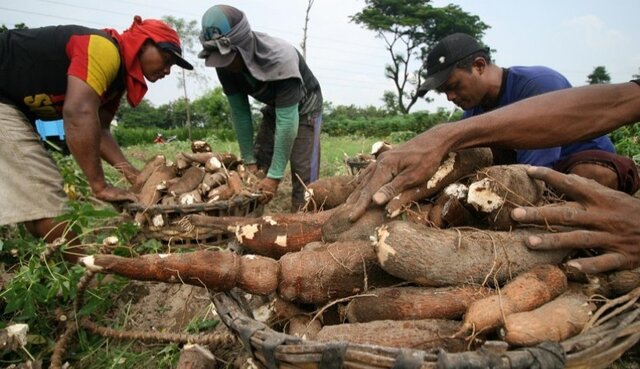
[
  {"x1": 84, "y1": 146, "x2": 640, "y2": 356},
  {"x1": 126, "y1": 140, "x2": 262, "y2": 240}
]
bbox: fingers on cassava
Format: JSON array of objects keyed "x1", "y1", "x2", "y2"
[
  {"x1": 567, "y1": 252, "x2": 628, "y2": 274},
  {"x1": 348, "y1": 165, "x2": 393, "y2": 222},
  {"x1": 371, "y1": 161, "x2": 427, "y2": 208},
  {"x1": 525, "y1": 230, "x2": 610, "y2": 251},
  {"x1": 384, "y1": 148, "x2": 493, "y2": 218},
  {"x1": 511, "y1": 204, "x2": 596, "y2": 228},
  {"x1": 526, "y1": 166, "x2": 595, "y2": 201},
  {"x1": 345, "y1": 162, "x2": 375, "y2": 204}
]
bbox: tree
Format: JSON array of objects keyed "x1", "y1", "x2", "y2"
[
  {"x1": 381, "y1": 90, "x2": 401, "y2": 114},
  {"x1": 115, "y1": 99, "x2": 167, "y2": 128},
  {"x1": 0, "y1": 23, "x2": 28, "y2": 33},
  {"x1": 191, "y1": 87, "x2": 232, "y2": 130},
  {"x1": 301, "y1": 0, "x2": 315, "y2": 59},
  {"x1": 162, "y1": 16, "x2": 211, "y2": 140},
  {"x1": 351, "y1": 0, "x2": 489, "y2": 114},
  {"x1": 632, "y1": 68, "x2": 640, "y2": 80},
  {"x1": 587, "y1": 66, "x2": 611, "y2": 85}
]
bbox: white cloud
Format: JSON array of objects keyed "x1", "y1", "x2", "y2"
[{"x1": 562, "y1": 15, "x2": 625, "y2": 49}]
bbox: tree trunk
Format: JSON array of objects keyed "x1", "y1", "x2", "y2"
[{"x1": 182, "y1": 68, "x2": 192, "y2": 141}]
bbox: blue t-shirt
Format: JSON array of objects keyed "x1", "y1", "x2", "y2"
[{"x1": 462, "y1": 66, "x2": 615, "y2": 167}]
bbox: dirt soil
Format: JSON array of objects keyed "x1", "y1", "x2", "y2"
[{"x1": 107, "y1": 281, "x2": 251, "y2": 368}]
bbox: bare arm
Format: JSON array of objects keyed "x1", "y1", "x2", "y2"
[
  {"x1": 451, "y1": 81, "x2": 640, "y2": 151},
  {"x1": 348, "y1": 81, "x2": 640, "y2": 220},
  {"x1": 63, "y1": 76, "x2": 136, "y2": 202},
  {"x1": 98, "y1": 108, "x2": 140, "y2": 185}
]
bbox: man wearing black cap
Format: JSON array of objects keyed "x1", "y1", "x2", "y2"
[
  {"x1": 416, "y1": 33, "x2": 638, "y2": 194},
  {"x1": 198, "y1": 4, "x2": 323, "y2": 212},
  {"x1": 0, "y1": 17, "x2": 193, "y2": 260}
]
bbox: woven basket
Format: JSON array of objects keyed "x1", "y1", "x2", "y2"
[
  {"x1": 124, "y1": 195, "x2": 262, "y2": 243},
  {"x1": 212, "y1": 288, "x2": 640, "y2": 369}
]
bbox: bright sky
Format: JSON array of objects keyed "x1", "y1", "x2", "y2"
[{"x1": 2, "y1": 0, "x2": 639, "y2": 112}]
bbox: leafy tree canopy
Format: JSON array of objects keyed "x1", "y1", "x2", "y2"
[
  {"x1": 351, "y1": 0, "x2": 489, "y2": 113},
  {"x1": 587, "y1": 65, "x2": 611, "y2": 85},
  {"x1": 0, "y1": 23, "x2": 28, "y2": 33}
]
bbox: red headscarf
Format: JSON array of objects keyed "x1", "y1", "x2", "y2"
[{"x1": 104, "y1": 16, "x2": 183, "y2": 107}]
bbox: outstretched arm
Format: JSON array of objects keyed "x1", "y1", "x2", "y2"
[{"x1": 348, "y1": 81, "x2": 640, "y2": 221}]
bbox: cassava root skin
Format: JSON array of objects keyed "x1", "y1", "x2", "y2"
[
  {"x1": 500, "y1": 290, "x2": 596, "y2": 346},
  {"x1": 316, "y1": 319, "x2": 468, "y2": 352},
  {"x1": 322, "y1": 204, "x2": 388, "y2": 243},
  {"x1": 345, "y1": 285, "x2": 493, "y2": 323},
  {"x1": 304, "y1": 175, "x2": 358, "y2": 211},
  {"x1": 374, "y1": 221, "x2": 570, "y2": 287},
  {"x1": 81, "y1": 240, "x2": 396, "y2": 304},
  {"x1": 132, "y1": 155, "x2": 166, "y2": 193},
  {"x1": 80, "y1": 251, "x2": 279, "y2": 296},
  {"x1": 271, "y1": 296, "x2": 322, "y2": 340},
  {"x1": 458, "y1": 264, "x2": 568, "y2": 336},
  {"x1": 467, "y1": 164, "x2": 545, "y2": 230},
  {"x1": 278, "y1": 240, "x2": 399, "y2": 304},
  {"x1": 189, "y1": 209, "x2": 337, "y2": 258}
]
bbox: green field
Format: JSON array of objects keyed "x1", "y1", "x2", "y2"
[{"x1": 117, "y1": 133, "x2": 382, "y2": 178}]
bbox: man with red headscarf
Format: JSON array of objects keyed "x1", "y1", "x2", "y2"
[{"x1": 0, "y1": 17, "x2": 192, "y2": 261}]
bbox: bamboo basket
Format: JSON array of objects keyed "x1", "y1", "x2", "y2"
[
  {"x1": 212, "y1": 287, "x2": 640, "y2": 369},
  {"x1": 124, "y1": 195, "x2": 263, "y2": 243}
]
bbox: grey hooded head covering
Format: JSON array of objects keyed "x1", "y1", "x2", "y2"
[{"x1": 198, "y1": 5, "x2": 301, "y2": 82}]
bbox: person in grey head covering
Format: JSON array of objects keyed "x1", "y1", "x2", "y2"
[{"x1": 199, "y1": 4, "x2": 323, "y2": 212}]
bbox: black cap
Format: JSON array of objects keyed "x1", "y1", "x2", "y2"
[
  {"x1": 157, "y1": 41, "x2": 194, "y2": 70},
  {"x1": 416, "y1": 33, "x2": 486, "y2": 97}
]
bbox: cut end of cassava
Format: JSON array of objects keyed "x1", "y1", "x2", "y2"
[
  {"x1": 234, "y1": 223, "x2": 260, "y2": 242},
  {"x1": 6, "y1": 324, "x2": 29, "y2": 348},
  {"x1": 151, "y1": 214, "x2": 165, "y2": 228},
  {"x1": 372, "y1": 192, "x2": 388, "y2": 205},
  {"x1": 179, "y1": 194, "x2": 196, "y2": 205},
  {"x1": 371, "y1": 141, "x2": 392, "y2": 156},
  {"x1": 426, "y1": 152, "x2": 457, "y2": 189},
  {"x1": 467, "y1": 178, "x2": 504, "y2": 212},
  {"x1": 79, "y1": 255, "x2": 104, "y2": 272},
  {"x1": 191, "y1": 140, "x2": 212, "y2": 153},
  {"x1": 304, "y1": 188, "x2": 314, "y2": 203},
  {"x1": 262, "y1": 216, "x2": 278, "y2": 225},
  {"x1": 375, "y1": 226, "x2": 396, "y2": 265},
  {"x1": 205, "y1": 157, "x2": 222, "y2": 172},
  {"x1": 275, "y1": 235, "x2": 288, "y2": 247},
  {"x1": 443, "y1": 183, "x2": 468, "y2": 199},
  {"x1": 102, "y1": 236, "x2": 119, "y2": 247},
  {"x1": 182, "y1": 344, "x2": 216, "y2": 361}
]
